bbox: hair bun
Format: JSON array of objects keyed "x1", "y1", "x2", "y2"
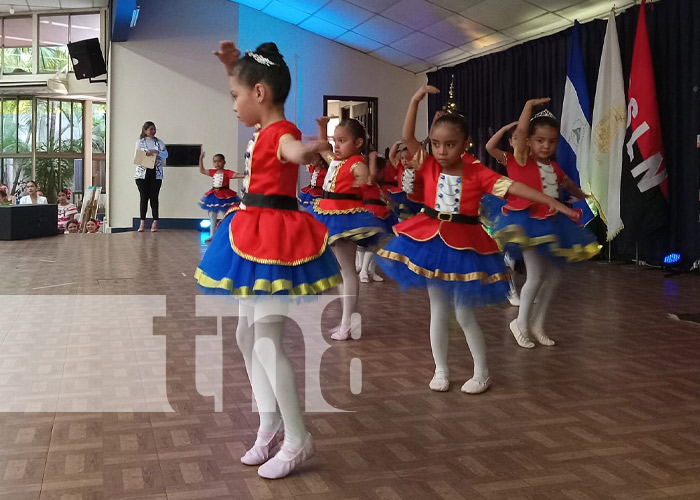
[{"x1": 256, "y1": 42, "x2": 282, "y2": 59}]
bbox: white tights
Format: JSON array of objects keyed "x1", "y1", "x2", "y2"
[
  {"x1": 516, "y1": 249, "x2": 562, "y2": 333},
  {"x1": 236, "y1": 301, "x2": 307, "y2": 450},
  {"x1": 427, "y1": 286, "x2": 489, "y2": 382},
  {"x1": 332, "y1": 239, "x2": 359, "y2": 332},
  {"x1": 208, "y1": 211, "x2": 218, "y2": 238}
]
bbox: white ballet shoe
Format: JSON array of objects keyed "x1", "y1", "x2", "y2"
[
  {"x1": 241, "y1": 429, "x2": 284, "y2": 466},
  {"x1": 429, "y1": 374, "x2": 450, "y2": 392},
  {"x1": 510, "y1": 319, "x2": 535, "y2": 349},
  {"x1": 530, "y1": 328, "x2": 555, "y2": 346},
  {"x1": 257, "y1": 433, "x2": 315, "y2": 479},
  {"x1": 461, "y1": 377, "x2": 491, "y2": 394},
  {"x1": 507, "y1": 291, "x2": 520, "y2": 306},
  {"x1": 359, "y1": 272, "x2": 370, "y2": 283},
  {"x1": 370, "y1": 273, "x2": 384, "y2": 282}
]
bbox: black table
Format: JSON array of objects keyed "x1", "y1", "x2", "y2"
[{"x1": 0, "y1": 204, "x2": 59, "y2": 240}]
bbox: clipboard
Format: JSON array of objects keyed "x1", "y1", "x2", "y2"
[{"x1": 134, "y1": 149, "x2": 157, "y2": 169}]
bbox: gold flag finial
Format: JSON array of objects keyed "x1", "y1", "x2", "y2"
[{"x1": 443, "y1": 74, "x2": 458, "y2": 115}]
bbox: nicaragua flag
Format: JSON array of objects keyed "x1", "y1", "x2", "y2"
[{"x1": 558, "y1": 21, "x2": 595, "y2": 225}]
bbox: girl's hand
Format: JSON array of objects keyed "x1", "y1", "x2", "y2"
[
  {"x1": 549, "y1": 199, "x2": 577, "y2": 219},
  {"x1": 316, "y1": 116, "x2": 333, "y2": 127},
  {"x1": 412, "y1": 85, "x2": 440, "y2": 102},
  {"x1": 214, "y1": 41, "x2": 241, "y2": 68},
  {"x1": 199, "y1": 150, "x2": 205, "y2": 160},
  {"x1": 431, "y1": 110, "x2": 446, "y2": 126},
  {"x1": 527, "y1": 97, "x2": 551, "y2": 107},
  {"x1": 506, "y1": 121, "x2": 518, "y2": 129}
]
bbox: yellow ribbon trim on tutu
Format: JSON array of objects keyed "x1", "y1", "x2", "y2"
[
  {"x1": 376, "y1": 249, "x2": 510, "y2": 283},
  {"x1": 194, "y1": 268, "x2": 342, "y2": 296},
  {"x1": 312, "y1": 198, "x2": 369, "y2": 215},
  {"x1": 228, "y1": 223, "x2": 331, "y2": 266},
  {"x1": 328, "y1": 227, "x2": 387, "y2": 246},
  {"x1": 492, "y1": 224, "x2": 602, "y2": 262}
]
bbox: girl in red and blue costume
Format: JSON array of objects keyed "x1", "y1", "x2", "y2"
[
  {"x1": 198, "y1": 151, "x2": 244, "y2": 242},
  {"x1": 297, "y1": 155, "x2": 328, "y2": 209},
  {"x1": 386, "y1": 140, "x2": 424, "y2": 219},
  {"x1": 376, "y1": 86, "x2": 577, "y2": 395},
  {"x1": 311, "y1": 117, "x2": 390, "y2": 340},
  {"x1": 487, "y1": 99, "x2": 600, "y2": 349},
  {"x1": 196, "y1": 41, "x2": 339, "y2": 480}
]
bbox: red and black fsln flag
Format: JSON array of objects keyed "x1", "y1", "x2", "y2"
[{"x1": 621, "y1": 0, "x2": 669, "y2": 238}]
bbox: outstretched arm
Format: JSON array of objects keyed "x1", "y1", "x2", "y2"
[
  {"x1": 514, "y1": 98, "x2": 550, "y2": 165},
  {"x1": 402, "y1": 85, "x2": 440, "y2": 157},
  {"x1": 507, "y1": 181, "x2": 577, "y2": 219},
  {"x1": 279, "y1": 139, "x2": 329, "y2": 166},
  {"x1": 560, "y1": 176, "x2": 589, "y2": 201},
  {"x1": 486, "y1": 121, "x2": 518, "y2": 165}
]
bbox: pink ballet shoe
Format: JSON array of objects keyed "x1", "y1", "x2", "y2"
[
  {"x1": 530, "y1": 328, "x2": 555, "y2": 346},
  {"x1": 240, "y1": 430, "x2": 284, "y2": 466},
  {"x1": 461, "y1": 377, "x2": 491, "y2": 394},
  {"x1": 370, "y1": 273, "x2": 384, "y2": 282},
  {"x1": 429, "y1": 374, "x2": 450, "y2": 392},
  {"x1": 330, "y1": 326, "x2": 351, "y2": 341},
  {"x1": 137, "y1": 222, "x2": 146, "y2": 232},
  {"x1": 510, "y1": 319, "x2": 535, "y2": 349},
  {"x1": 257, "y1": 433, "x2": 315, "y2": 479}
]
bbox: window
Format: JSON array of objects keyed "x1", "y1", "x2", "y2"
[
  {"x1": 2, "y1": 17, "x2": 33, "y2": 74},
  {"x1": 39, "y1": 13, "x2": 101, "y2": 73}
]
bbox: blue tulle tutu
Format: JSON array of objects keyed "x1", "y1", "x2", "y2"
[
  {"x1": 199, "y1": 192, "x2": 240, "y2": 213},
  {"x1": 480, "y1": 194, "x2": 523, "y2": 261},
  {"x1": 376, "y1": 235, "x2": 510, "y2": 306},
  {"x1": 379, "y1": 212, "x2": 400, "y2": 233},
  {"x1": 311, "y1": 208, "x2": 390, "y2": 248},
  {"x1": 388, "y1": 191, "x2": 423, "y2": 219},
  {"x1": 297, "y1": 191, "x2": 318, "y2": 209},
  {"x1": 196, "y1": 212, "x2": 341, "y2": 296},
  {"x1": 490, "y1": 209, "x2": 601, "y2": 262}
]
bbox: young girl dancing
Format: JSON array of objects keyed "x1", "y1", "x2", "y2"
[
  {"x1": 195, "y1": 41, "x2": 341, "y2": 479},
  {"x1": 489, "y1": 98, "x2": 600, "y2": 348},
  {"x1": 198, "y1": 151, "x2": 244, "y2": 242},
  {"x1": 376, "y1": 86, "x2": 576, "y2": 393},
  {"x1": 311, "y1": 116, "x2": 388, "y2": 341},
  {"x1": 386, "y1": 140, "x2": 423, "y2": 219}
]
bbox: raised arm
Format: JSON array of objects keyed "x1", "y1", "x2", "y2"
[
  {"x1": 506, "y1": 181, "x2": 577, "y2": 219},
  {"x1": 514, "y1": 98, "x2": 550, "y2": 165},
  {"x1": 214, "y1": 40, "x2": 241, "y2": 74},
  {"x1": 388, "y1": 141, "x2": 401, "y2": 166},
  {"x1": 486, "y1": 121, "x2": 518, "y2": 165},
  {"x1": 315, "y1": 116, "x2": 334, "y2": 160},
  {"x1": 367, "y1": 150, "x2": 378, "y2": 184},
  {"x1": 402, "y1": 85, "x2": 440, "y2": 157},
  {"x1": 198, "y1": 151, "x2": 207, "y2": 175}
]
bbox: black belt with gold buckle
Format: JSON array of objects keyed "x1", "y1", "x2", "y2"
[{"x1": 422, "y1": 207, "x2": 479, "y2": 224}]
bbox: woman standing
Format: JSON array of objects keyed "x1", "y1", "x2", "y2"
[{"x1": 134, "y1": 121, "x2": 168, "y2": 232}]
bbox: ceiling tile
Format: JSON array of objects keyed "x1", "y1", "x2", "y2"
[
  {"x1": 403, "y1": 60, "x2": 434, "y2": 73},
  {"x1": 60, "y1": 0, "x2": 95, "y2": 6},
  {"x1": 526, "y1": 0, "x2": 582, "y2": 10},
  {"x1": 345, "y1": 0, "x2": 402, "y2": 13},
  {"x1": 426, "y1": 0, "x2": 484, "y2": 12},
  {"x1": 233, "y1": 0, "x2": 273, "y2": 9},
  {"x1": 336, "y1": 30, "x2": 384, "y2": 52},
  {"x1": 558, "y1": 0, "x2": 633, "y2": 21},
  {"x1": 390, "y1": 31, "x2": 451, "y2": 59},
  {"x1": 263, "y1": 1, "x2": 311, "y2": 24},
  {"x1": 461, "y1": 0, "x2": 546, "y2": 30},
  {"x1": 92, "y1": 0, "x2": 109, "y2": 5},
  {"x1": 421, "y1": 16, "x2": 492, "y2": 46},
  {"x1": 425, "y1": 47, "x2": 468, "y2": 65},
  {"x1": 298, "y1": 15, "x2": 348, "y2": 38},
  {"x1": 460, "y1": 32, "x2": 514, "y2": 54},
  {"x1": 353, "y1": 15, "x2": 413, "y2": 44},
  {"x1": 382, "y1": 0, "x2": 452, "y2": 30},
  {"x1": 369, "y1": 45, "x2": 417, "y2": 67},
  {"x1": 502, "y1": 12, "x2": 570, "y2": 39},
  {"x1": 315, "y1": 0, "x2": 374, "y2": 29},
  {"x1": 276, "y1": 0, "x2": 331, "y2": 13}
]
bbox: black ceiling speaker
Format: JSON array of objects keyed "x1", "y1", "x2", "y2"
[{"x1": 67, "y1": 38, "x2": 107, "y2": 80}]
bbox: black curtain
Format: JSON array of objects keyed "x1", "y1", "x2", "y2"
[{"x1": 427, "y1": 0, "x2": 700, "y2": 268}]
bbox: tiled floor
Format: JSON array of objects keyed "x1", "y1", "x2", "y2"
[{"x1": 1, "y1": 230, "x2": 700, "y2": 499}]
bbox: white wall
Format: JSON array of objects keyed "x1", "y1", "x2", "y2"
[
  {"x1": 237, "y1": 6, "x2": 419, "y2": 164},
  {"x1": 108, "y1": 1, "x2": 425, "y2": 228},
  {"x1": 108, "y1": 0, "x2": 239, "y2": 228}
]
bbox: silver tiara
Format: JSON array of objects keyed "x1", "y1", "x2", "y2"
[
  {"x1": 531, "y1": 109, "x2": 557, "y2": 121},
  {"x1": 246, "y1": 51, "x2": 277, "y2": 67}
]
